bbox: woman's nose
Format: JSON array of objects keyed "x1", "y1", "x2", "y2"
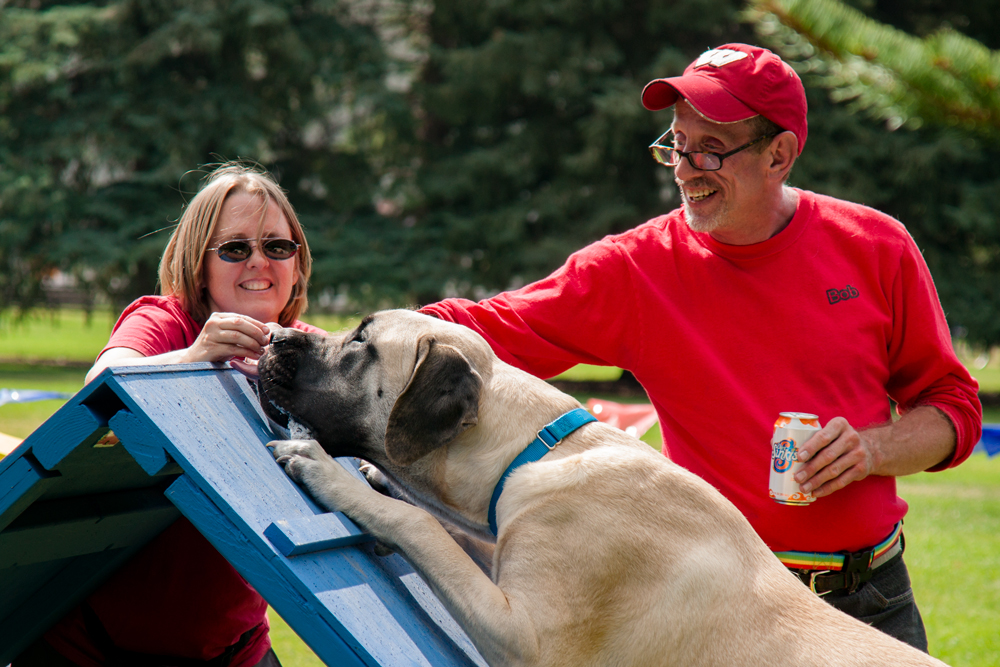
[{"x1": 245, "y1": 244, "x2": 270, "y2": 269}]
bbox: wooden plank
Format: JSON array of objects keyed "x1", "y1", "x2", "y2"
[
  {"x1": 119, "y1": 369, "x2": 488, "y2": 667},
  {"x1": 0, "y1": 365, "x2": 487, "y2": 667},
  {"x1": 165, "y1": 475, "x2": 374, "y2": 667},
  {"x1": 22, "y1": 430, "x2": 166, "y2": 501},
  {"x1": 109, "y1": 408, "x2": 182, "y2": 477},
  {"x1": 264, "y1": 512, "x2": 374, "y2": 556},
  {"x1": 27, "y1": 403, "x2": 110, "y2": 471},
  {"x1": 0, "y1": 454, "x2": 59, "y2": 533},
  {"x1": 166, "y1": 474, "x2": 486, "y2": 667},
  {"x1": 0, "y1": 486, "x2": 179, "y2": 569},
  {"x1": 108, "y1": 369, "x2": 325, "y2": 553}
]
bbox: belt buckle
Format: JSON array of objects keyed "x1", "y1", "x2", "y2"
[{"x1": 808, "y1": 570, "x2": 833, "y2": 597}]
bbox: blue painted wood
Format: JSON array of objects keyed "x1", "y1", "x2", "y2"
[
  {"x1": 109, "y1": 408, "x2": 182, "y2": 477},
  {"x1": 28, "y1": 403, "x2": 111, "y2": 470},
  {"x1": 0, "y1": 487, "x2": 178, "y2": 569},
  {"x1": 0, "y1": 371, "x2": 185, "y2": 663},
  {"x1": 264, "y1": 511, "x2": 374, "y2": 556},
  {"x1": 108, "y1": 365, "x2": 487, "y2": 667},
  {"x1": 166, "y1": 475, "x2": 373, "y2": 667},
  {"x1": 0, "y1": 363, "x2": 487, "y2": 667},
  {"x1": 0, "y1": 454, "x2": 55, "y2": 533}
]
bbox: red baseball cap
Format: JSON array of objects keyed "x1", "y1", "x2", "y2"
[{"x1": 641, "y1": 44, "x2": 807, "y2": 154}]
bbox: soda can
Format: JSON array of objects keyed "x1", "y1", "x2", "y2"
[{"x1": 768, "y1": 412, "x2": 820, "y2": 505}]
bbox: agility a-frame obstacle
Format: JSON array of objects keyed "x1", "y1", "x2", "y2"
[{"x1": 0, "y1": 364, "x2": 487, "y2": 666}]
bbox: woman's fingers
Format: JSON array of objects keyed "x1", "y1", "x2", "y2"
[
  {"x1": 213, "y1": 313, "x2": 271, "y2": 342},
  {"x1": 191, "y1": 313, "x2": 273, "y2": 361}
]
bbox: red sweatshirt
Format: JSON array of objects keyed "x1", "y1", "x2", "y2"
[{"x1": 421, "y1": 189, "x2": 982, "y2": 553}]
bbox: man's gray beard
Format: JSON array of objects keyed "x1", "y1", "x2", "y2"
[
  {"x1": 682, "y1": 198, "x2": 728, "y2": 234},
  {"x1": 678, "y1": 180, "x2": 727, "y2": 234}
]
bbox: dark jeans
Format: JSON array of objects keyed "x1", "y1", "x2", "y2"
[{"x1": 821, "y1": 554, "x2": 929, "y2": 652}]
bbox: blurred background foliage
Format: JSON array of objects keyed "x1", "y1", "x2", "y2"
[{"x1": 2, "y1": 0, "x2": 999, "y2": 347}]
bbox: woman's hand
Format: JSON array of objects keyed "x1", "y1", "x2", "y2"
[
  {"x1": 229, "y1": 322, "x2": 284, "y2": 378},
  {"x1": 182, "y1": 312, "x2": 273, "y2": 364},
  {"x1": 85, "y1": 316, "x2": 283, "y2": 385}
]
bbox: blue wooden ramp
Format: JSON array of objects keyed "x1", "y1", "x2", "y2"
[{"x1": 0, "y1": 364, "x2": 487, "y2": 667}]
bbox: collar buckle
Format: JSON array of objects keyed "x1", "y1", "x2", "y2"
[{"x1": 536, "y1": 425, "x2": 562, "y2": 450}]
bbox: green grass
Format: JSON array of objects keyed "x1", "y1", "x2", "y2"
[
  {"x1": 971, "y1": 366, "x2": 1000, "y2": 393},
  {"x1": 0, "y1": 308, "x2": 117, "y2": 363},
  {"x1": 0, "y1": 363, "x2": 89, "y2": 438},
  {"x1": 299, "y1": 313, "x2": 362, "y2": 334},
  {"x1": 899, "y1": 456, "x2": 1000, "y2": 665},
  {"x1": 1, "y1": 310, "x2": 998, "y2": 664},
  {"x1": 0, "y1": 308, "x2": 361, "y2": 365},
  {"x1": 268, "y1": 610, "x2": 325, "y2": 666},
  {"x1": 551, "y1": 364, "x2": 623, "y2": 382}
]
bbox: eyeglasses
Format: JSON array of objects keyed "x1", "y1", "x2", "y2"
[
  {"x1": 206, "y1": 238, "x2": 300, "y2": 263},
  {"x1": 648, "y1": 131, "x2": 778, "y2": 171}
]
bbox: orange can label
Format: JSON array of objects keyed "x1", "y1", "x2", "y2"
[{"x1": 768, "y1": 412, "x2": 820, "y2": 506}]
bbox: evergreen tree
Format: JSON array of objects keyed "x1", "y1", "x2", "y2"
[
  {"x1": 369, "y1": 0, "x2": 757, "y2": 307},
  {"x1": 0, "y1": 0, "x2": 408, "y2": 313},
  {"x1": 5, "y1": 0, "x2": 997, "y2": 350},
  {"x1": 746, "y1": 0, "x2": 1000, "y2": 137},
  {"x1": 747, "y1": 0, "x2": 1000, "y2": 347}
]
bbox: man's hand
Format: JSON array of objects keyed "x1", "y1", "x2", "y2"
[
  {"x1": 794, "y1": 406, "x2": 957, "y2": 498},
  {"x1": 794, "y1": 418, "x2": 876, "y2": 498}
]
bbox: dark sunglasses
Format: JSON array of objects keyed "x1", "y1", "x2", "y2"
[
  {"x1": 648, "y1": 131, "x2": 778, "y2": 171},
  {"x1": 206, "y1": 238, "x2": 300, "y2": 263}
]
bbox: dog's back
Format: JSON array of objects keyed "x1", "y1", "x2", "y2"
[{"x1": 494, "y1": 430, "x2": 947, "y2": 666}]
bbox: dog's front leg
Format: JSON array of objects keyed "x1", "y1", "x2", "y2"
[
  {"x1": 358, "y1": 462, "x2": 495, "y2": 575},
  {"x1": 271, "y1": 439, "x2": 538, "y2": 667}
]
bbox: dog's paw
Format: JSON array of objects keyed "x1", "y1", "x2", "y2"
[
  {"x1": 269, "y1": 439, "x2": 369, "y2": 513},
  {"x1": 269, "y1": 439, "x2": 336, "y2": 485}
]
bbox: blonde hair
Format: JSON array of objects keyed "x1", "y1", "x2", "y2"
[{"x1": 158, "y1": 163, "x2": 312, "y2": 326}]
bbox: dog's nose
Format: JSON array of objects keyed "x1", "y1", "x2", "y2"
[{"x1": 269, "y1": 327, "x2": 307, "y2": 349}]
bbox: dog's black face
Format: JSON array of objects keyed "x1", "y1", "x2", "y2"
[
  {"x1": 258, "y1": 310, "x2": 486, "y2": 467},
  {"x1": 258, "y1": 316, "x2": 383, "y2": 459}
]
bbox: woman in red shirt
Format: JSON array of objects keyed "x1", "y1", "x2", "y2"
[{"x1": 15, "y1": 162, "x2": 324, "y2": 667}]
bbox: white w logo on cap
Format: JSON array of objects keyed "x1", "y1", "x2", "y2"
[{"x1": 694, "y1": 49, "x2": 748, "y2": 68}]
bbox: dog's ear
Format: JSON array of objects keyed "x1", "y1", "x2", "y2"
[{"x1": 385, "y1": 337, "x2": 482, "y2": 466}]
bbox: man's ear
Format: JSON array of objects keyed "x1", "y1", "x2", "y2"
[
  {"x1": 384, "y1": 337, "x2": 482, "y2": 466},
  {"x1": 767, "y1": 131, "x2": 798, "y2": 182}
]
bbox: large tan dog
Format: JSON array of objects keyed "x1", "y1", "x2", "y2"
[{"x1": 258, "y1": 309, "x2": 947, "y2": 667}]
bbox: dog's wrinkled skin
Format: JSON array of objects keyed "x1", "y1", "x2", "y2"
[{"x1": 259, "y1": 310, "x2": 947, "y2": 667}]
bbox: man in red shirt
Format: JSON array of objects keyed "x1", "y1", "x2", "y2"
[{"x1": 421, "y1": 43, "x2": 982, "y2": 652}]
